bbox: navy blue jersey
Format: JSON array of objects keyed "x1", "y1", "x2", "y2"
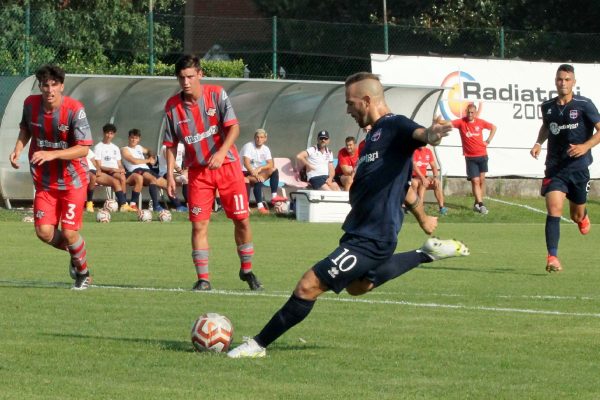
[
  {"x1": 541, "y1": 95, "x2": 600, "y2": 172},
  {"x1": 342, "y1": 114, "x2": 424, "y2": 242}
]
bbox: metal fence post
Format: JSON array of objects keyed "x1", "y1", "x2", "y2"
[
  {"x1": 272, "y1": 15, "x2": 277, "y2": 79},
  {"x1": 499, "y1": 26, "x2": 505, "y2": 58},
  {"x1": 24, "y1": 0, "x2": 31, "y2": 76},
  {"x1": 148, "y1": 0, "x2": 155, "y2": 75},
  {"x1": 383, "y1": 0, "x2": 389, "y2": 54}
]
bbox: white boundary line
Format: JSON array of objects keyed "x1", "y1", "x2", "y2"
[
  {"x1": 2, "y1": 279, "x2": 599, "y2": 319},
  {"x1": 486, "y1": 196, "x2": 573, "y2": 223}
]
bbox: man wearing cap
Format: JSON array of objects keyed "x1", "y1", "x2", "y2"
[{"x1": 296, "y1": 130, "x2": 340, "y2": 191}]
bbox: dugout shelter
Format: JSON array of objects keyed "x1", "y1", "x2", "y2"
[{"x1": 0, "y1": 75, "x2": 443, "y2": 206}]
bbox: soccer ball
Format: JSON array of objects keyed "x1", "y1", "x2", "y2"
[
  {"x1": 137, "y1": 209, "x2": 152, "y2": 223},
  {"x1": 273, "y1": 200, "x2": 290, "y2": 215},
  {"x1": 103, "y1": 199, "x2": 118, "y2": 213},
  {"x1": 191, "y1": 313, "x2": 234, "y2": 353},
  {"x1": 158, "y1": 209, "x2": 172, "y2": 223},
  {"x1": 96, "y1": 209, "x2": 111, "y2": 223}
]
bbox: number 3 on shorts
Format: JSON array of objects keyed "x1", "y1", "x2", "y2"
[{"x1": 65, "y1": 203, "x2": 76, "y2": 220}]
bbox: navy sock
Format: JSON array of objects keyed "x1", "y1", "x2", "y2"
[
  {"x1": 115, "y1": 191, "x2": 126, "y2": 206},
  {"x1": 149, "y1": 184, "x2": 160, "y2": 206},
  {"x1": 253, "y1": 183, "x2": 263, "y2": 203},
  {"x1": 370, "y1": 250, "x2": 432, "y2": 288},
  {"x1": 131, "y1": 191, "x2": 140, "y2": 205},
  {"x1": 545, "y1": 215, "x2": 560, "y2": 256},
  {"x1": 270, "y1": 169, "x2": 280, "y2": 193},
  {"x1": 255, "y1": 293, "x2": 315, "y2": 348}
]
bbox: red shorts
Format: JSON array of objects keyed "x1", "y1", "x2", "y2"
[
  {"x1": 33, "y1": 186, "x2": 87, "y2": 230},
  {"x1": 188, "y1": 162, "x2": 249, "y2": 221}
]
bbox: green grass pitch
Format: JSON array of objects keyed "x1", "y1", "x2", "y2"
[{"x1": 1, "y1": 195, "x2": 600, "y2": 399}]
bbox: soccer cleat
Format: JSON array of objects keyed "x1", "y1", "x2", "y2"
[
  {"x1": 119, "y1": 203, "x2": 133, "y2": 212},
  {"x1": 227, "y1": 338, "x2": 266, "y2": 358},
  {"x1": 271, "y1": 195, "x2": 288, "y2": 204},
  {"x1": 479, "y1": 205, "x2": 489, "y2": 215},
  {"x1": 239, "y1": 270, "x2": 263, "y2": 291},
  {"x1": 72, "y1": 272, "x2": 92, "y2": 290},
  {"x1": 577, "y1": 214, "x2": 591, "y2": 235},
  {"x1": 129, "y1": 204, "x2": 139, "y2": 212},
  {"x1": 191, "y1": 279, "x2": 212, "y2": 291},
  {"x1": 85, "y1": 201, "x2": 94, "y2": 213},
  {"x1": 473, "y1": 204, "x2": 481, "y2": 212},
  {"x1": 175, "y1": 205, "x2": 188, "y2": 212},
  {"x1": 439, "y1": 206, "x2": 448, "y2": 215},
  {"x1": 546, "y1": 255, "x2": 562, "y2": 273},
  {"x1": 68, "y1": 260, "x2": 77, "y2": 280},
  {"x1": 420, "y1": 237, "x2": 470, "y2": 261},
  {"x1": 154, "y1": 205, "x2": 165, "y2": 212},
  {"x1": 257, "y1": 207, "x2": 270, "y2": 215}
]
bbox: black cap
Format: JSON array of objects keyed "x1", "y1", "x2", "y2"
[{"x1": 317, "y1": 130, "x2": 329, "y2": 139}]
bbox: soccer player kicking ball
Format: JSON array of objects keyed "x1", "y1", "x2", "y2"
[
  {"x1": 9, "y1": 64, "x2": 94, "y2": 290},
  {"x1": 228, "y1": 72, "x2": 470, "y2": 358}
]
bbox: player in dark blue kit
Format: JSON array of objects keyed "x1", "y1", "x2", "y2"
[
  {"x1": 228, "y1": 72, "x2": 470, "y2": 358},
  {"x1": 530, "y1": 64, "x2": 600, "y2": 273}
]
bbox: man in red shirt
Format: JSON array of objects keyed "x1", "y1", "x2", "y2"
[
  {"x1": 451, "y1": 104, "x2": 497, "y2": 214},
  {"x1": 334, "y1": 136, "x2": 359, "y2": 190},
  {"x1": 9, "y1": 64, "x2": 93, "y2": 290},
  {"x1": 411, "y1": 146, "x2": 447, "y2": 215},
  {"x1": 163, "y1": 55, "x2": 262, "y2": 291}
]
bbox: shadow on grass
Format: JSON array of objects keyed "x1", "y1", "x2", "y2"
[
  {"x1": 420, "y1": 265, "x2": 547, "y2": 276},
  {"x1": 0, "y1": 279, "x2": 71, "y2": 289},
  {"x1": 44, "y1": 332, "x2": 193, "y2": 353}
]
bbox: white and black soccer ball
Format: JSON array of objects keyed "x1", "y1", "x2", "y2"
[
  {"x1": 158, "y1": 209, "x2": 172, "y2": 223},
  {"x1": 273, "y1": 200, "x2": 290, "y2": 215},
  {"x1": 137, "y1": 209, "x2": 152, "y2": 223},
  {"x1": 103, "y1": 199, "x2": 118, "y2": 213},
  {"x1": 96, "y1": 209, "x2": 111, "y2": 223},
  {"x1": 191, "y1": 313, "x2": 234, "y2": 353}
]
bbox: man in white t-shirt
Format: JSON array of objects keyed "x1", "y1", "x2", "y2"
[
  {"x1": 93, "y1": 123, "x2": 135, "y2": 212},
  {"x1": 240, "y1": 128, "x2": 286, "y2": 214},
  {"x1": 121, "y1": 128, "x2": 164, "y2": 212},
  {"x1": 157, "y1": 143, "x2": 188, "y2": 212},
  {"x1": 296, "y1": 130, "x2": 340, "y2": 191}
]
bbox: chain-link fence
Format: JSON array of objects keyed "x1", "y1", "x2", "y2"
[{"x1": 3, "y1": 6, "x2": 600, "y2": 83}]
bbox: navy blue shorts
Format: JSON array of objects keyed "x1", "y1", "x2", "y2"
[
  {"x1": 126, "y1": 168, "x2": 158, "y2": 178},
  {"x1": 541, "y1": 168, "x2": 590, "y2": 205},
  {"x1": 465, "y1": 156, "x2": 488, "y2": 179},
  {"x1": 312, "y1": 233, "x2": 396, "y2": 294},
  {"x1": 308, "y1": 175, "x2": 328, "y2": 189}
]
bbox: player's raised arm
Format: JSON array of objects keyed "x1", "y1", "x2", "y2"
[{"x1": 412, "y1": 116, "x2": 452, "y2": 146}]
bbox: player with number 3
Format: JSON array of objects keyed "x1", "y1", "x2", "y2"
[{"x1": 9, "y1": 64, "x2": 93, "y2": 290}]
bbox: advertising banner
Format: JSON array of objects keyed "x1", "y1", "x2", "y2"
[{"x1": 372, "y1": 54, "x2": 600, "y2": 178}]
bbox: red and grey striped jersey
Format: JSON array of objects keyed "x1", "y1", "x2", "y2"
[
  {"x1": 163, "y1": 84, "x2": 240, "y2": 168},
  {"x1": 20, "y1": 95, "x2": 93, "y2": 191}
]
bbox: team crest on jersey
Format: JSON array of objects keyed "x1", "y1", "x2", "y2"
[
  {"x1": 549, "y1": 122, "x2": 560, "y2": 135},
  {"x1": 370, "y1": 129, "x2": 382, "y2": 141},
  {"x1": 206, "y1": 108, "x2": 216, "y2": 116},
  {"x1": 35, "y1": 210, "x2": 45, "y2": 219},
  {"x1": 78, "y1": 110, "x2": 87, "y2": 120},
  {"x1": 191, "y1": 206, "x2": 202, "y2": 215},
  {"x1": 570, "y1": 110, "x2": 578, "y2": 119},
  {"x1": 58, "y1": 124, "x2": 69, "y2": 132}
]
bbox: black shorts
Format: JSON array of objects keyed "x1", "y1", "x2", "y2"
[
  {"x1": 465, "y1": 156, "x2": 488, "y2": 179},
  {"x1": 308, "y1": 175, "x2": 328, "y2": 189},
  {"x1": 126, "y1": 168, "x2": 158, "y2": 178},
  {"x1": 541, "y1": 168, "x2": 590, "y2": 205},
  {"x1": 312, "y1": 233, "x2": 396, "y2": 294}
]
